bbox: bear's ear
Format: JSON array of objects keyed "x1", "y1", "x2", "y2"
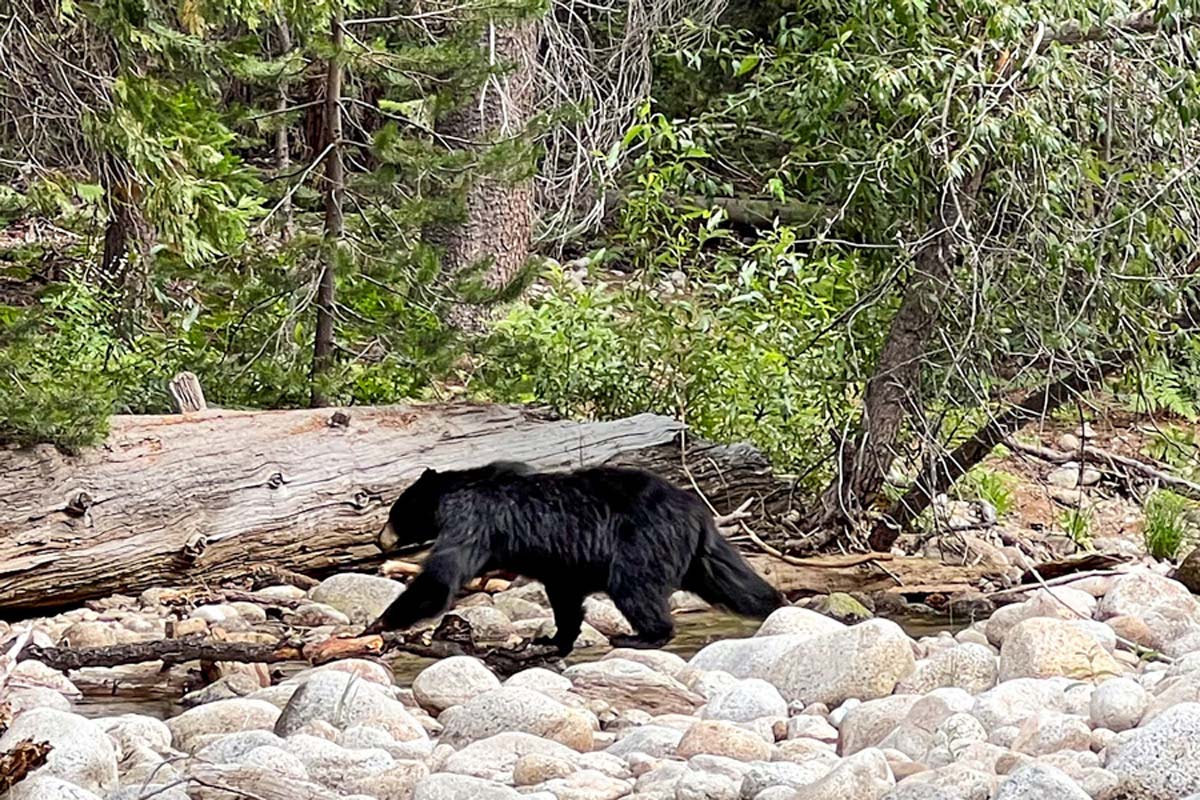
[{"x1": 421, "y1": 467, "x2": 438, "y2": 478}]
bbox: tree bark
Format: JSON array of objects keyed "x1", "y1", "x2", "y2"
[
  {"x1": 812, "y1": 171, "x2": 985, "y2": 540},
  {"x1": 0, "y1": 404, "x2": 695, "y2": 611},
  {"x1": 428, "y1": 18, "x2": 539, "y2": 331},
  {"x1": 812, "y1": 228, "x2": 955, "y2": 534},
  {"x1": 97, "y1": 156, "x2": 150, "y2": 294},
  {"x1": 310, "y1": 5, "x2": 344, "y2": 407},
  {"x1": 274, "y1": 17, "x2": 294, "y2": 241}
]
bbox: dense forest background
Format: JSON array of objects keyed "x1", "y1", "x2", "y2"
[{"x1": 5, "y1": 0, "x2": 1200, "y2": 548}]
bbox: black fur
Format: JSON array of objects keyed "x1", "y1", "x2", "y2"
[{"x1": 365, "y1": 461, "x2": 784, "y2": 654}]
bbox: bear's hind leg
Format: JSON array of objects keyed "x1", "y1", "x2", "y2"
[{"x1": 606, "y1": 572, "x2": 674, "y2": 650}]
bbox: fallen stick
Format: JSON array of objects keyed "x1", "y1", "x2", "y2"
[
  {"x1": 18, "y1": 617, "x2": 561, "y2": 677},
  {"x1": 1007, "y1": 438, "x2": 1200, "y2": 501},
  {"x1": 984, "y1": 567, "x2": 1134, "y2": 601}
]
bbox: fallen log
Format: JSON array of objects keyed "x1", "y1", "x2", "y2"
[{"x1": 0, "y1": 403, "x2": 698, "y2": 612}]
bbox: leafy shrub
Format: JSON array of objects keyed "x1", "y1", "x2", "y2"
[
  {"x1": 477, "y1": 245, "x2": 878, "y2": 487},
  {"x1": 0, "y1": 282, "x2": 122, "y2": 450},
  {"x1": 1143, "y1": 490, "x2": 1197, "y2": 560},
  {"x1": 956, "y1": 467, "x2": 1016, "y2": 517}
]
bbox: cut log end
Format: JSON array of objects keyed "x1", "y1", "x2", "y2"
[{"x1": 168, "y1": 371, "x2": 208, "y2": 414}]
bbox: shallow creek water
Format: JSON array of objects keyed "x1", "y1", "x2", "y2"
[{"x1": 70, "y1": 610, "x2": 964, "y2": 722}]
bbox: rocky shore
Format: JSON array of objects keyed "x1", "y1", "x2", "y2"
[{"x1": 4, "y1": 567, "x2": 1200, "y2": 800}]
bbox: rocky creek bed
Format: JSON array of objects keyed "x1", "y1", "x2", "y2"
[{"x1": 4, "y1": 566, "x2": 1200, "y2": 799}]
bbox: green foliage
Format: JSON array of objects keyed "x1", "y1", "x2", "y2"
[
  {"x1": 479, "y1": 233, "x2": 880, "y2": 485},
  {"x1": 1144, "y1": 489, "x2": 1197, "y2": 560},
  {"x1": 1144, "y1": 424, "x2": 1200, "y2": 481},
  {"x1": 1060, "y1": 507, "x2": 1093, "y2": 549},
  {"x1": 1125, "y1": 349, "x2": 1200, "y2": 422},
  {"x1": 84, "y1": 75, "x2": 263, "y2": 266},
  {"x1": 0, "y1": 282, "x2": 122, "y2": 450},
  {"x1": 956, "y1": 467, "x2": 1017, "y2": 517}
]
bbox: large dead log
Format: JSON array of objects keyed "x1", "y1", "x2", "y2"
[{"x1": 0, "y1": 403, "x2": 695, "y2": 612}]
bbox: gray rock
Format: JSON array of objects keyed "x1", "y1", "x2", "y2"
[
  {"x1": 274, "y1": 670, "x2": 426, "y2": 743},
  {"x1": 903, "y1": 763, "x2": 995, "y2": 800},
  {"x1": 284, "y1": 733, "x2": 395, "y2": 785},
  {"x1": 882, "y1": 785, "x2": 961, "y2": 800},
  {"x1": 505, "y1": 666, "x2": 574, "y2": 694},
  {"x1": 971, "y1": 678, "x2": 1069, "y2": 730},
  {"x1": 604, "y1": 648, "x2": 689, "y2": 678},
  {"x1": 238, "y1": 744, "x2": 309, "y2": 779},
  {"x1": 1010, "y1": 711, "x2": 1091, "y2": 756},
  {"x1": 0, "y1": 708, "x2": 117, "y2": 794},
  {"x1": 702, "y1": 679, "x2": 787, "y2": 724},
  {"x1": 608, "y1": 725, "x2": 685, "y2": 759},
  {"x1": 58, "y1": 621, "x2": 119, "y2": 648},
  {"x1": 583, "y1": 595, "x2": 634, "y2": 636},
  {"x1": 839, "y1": 695, "x2": 921, "y2": 756},
  {"x1": 6, "y1": 686, "x2": 72, "y2": 715},
  {"x1": 565, "y1": 659, "x2": 702, "y2": 716},
  {"x1": 896, "y1": 643, "x2": 998, "y2": 695},
  {"x1": 107, "y1": 784, "x2": 189, "y2": 800},
  {"x1": 933, "y1": 712, "x2": 987, "y2": 750},
  {"x1": 116, "y1": 741, "x2": 179, "y2": 785},
  {"x1": 441, "y1": 731, "x2": 578, "y2": 782},
  {"x1": 998, "y1": 618, "x2": 1121, "y2": 682},
  {"x1": 190, "y1": 603, "x2": 242, "y2": 624},
  {"x1": 492, "y1": 592, "x2": 550, "y2": 622},
  {"x1": 194, "y1": 730, "x2": 286, "y2": 763},
  {"x1": 689, "y1": 635, "x2": 813, "y2": 680},
  {"x1": 1089, "y1": 677, "x2": 1148, "y2": 732},
  {"x1": 339, "y1": 724, "x2": 433, "y2": 760},
  {"x1": 411, "y1": 772, "x2": 522, "y2": 800},
  {"x1": 167, "y1": 698, "x2": 280, "y2": 753},
  {"x1": 739, "y1": 760, "x2": 832, "y2": 798},
  {"x1": 283, "y1": 602, "x2": 352, "y2": 627},
  {"x1": 449, "y1": 606, "x2": 517, "y2": 642},
  {"x1": 784, "y1": 714, "x2": 838, "y2": 744},
  {"x1": 7, "y1": 775, "x2": 104, "y2": 800},
  {"x1": 535, "y1": 768, "x2": 633, "y2": 799},
  {"x1": 1099, "y1": 571, "x2": 1199, "y2": 620},
  {"x1": 438, "y1": 686, "x2": 594, "y2": 751},
  {"x1": 94, "y1": 713, "x2": 172, "y2": 758},
  {"x1": 676, "y1": 768, "x2": 740, "y2": 800},
  {"x1": 754, "y1": 607, "x2": 846, "y2": 638},
  {"x1": 993, "y1": 763, "x2": 1089, "y2": 800},
  {"x1": 308, "y1": 572, "x2": 406, "y2": 624},
  {"x1": 792, "y1": 749, "x2": 894, "y2": 800},
  {"x1": 1106, "y1": 701, "x2": 1200, "y2": 797},
  {"x1": 412, "y1": 656, "x2": 500, "y2": 714},
  {"x1": 770, "y1": 620, "x2": 916, "y2": 706}
]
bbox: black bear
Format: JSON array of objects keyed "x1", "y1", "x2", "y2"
[{"x1": 365, "y1": 461, "x2": 784, "y2": 654}]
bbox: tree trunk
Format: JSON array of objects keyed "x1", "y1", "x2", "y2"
[
  {"x1": 274, "y1": 17, "x2": 294, "y2": 241},
  {"x1": 428, "y1": 18, "x2": 539, "y2": 331},
  {"x1": 812, "y1": 172, "x2": 985, "y2": 540},
  {"x1": 310, "y1": 5, "x2": 343, "y2": 407},
  {"x1": 813, "y1": 226, "x2": 956, "y2": 533},
  {"x1": 0, "y1": 404, "x2": 694, "y2": 612},
  {"x1": 97, "y1": 156, "x2": 150, "y2": 294}
]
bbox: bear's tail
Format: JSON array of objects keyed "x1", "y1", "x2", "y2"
[{"x1": 685, "y1": 516, "x2": 784, "y2": 618}]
